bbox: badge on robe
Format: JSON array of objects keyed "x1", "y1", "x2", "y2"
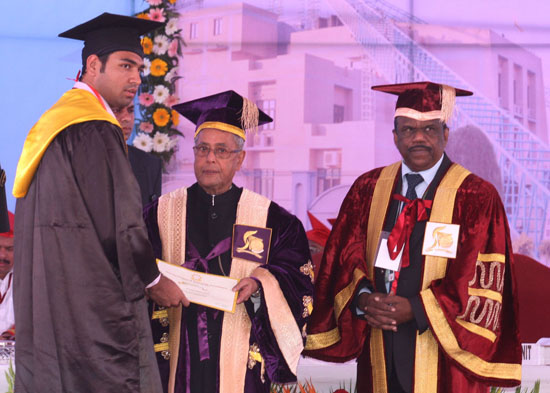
[
  {"x1": 422, "y1": 222, "x2": 460, "y2": 258},
  {"x1": 232, "y1": 224, "x2": 272, "y2": 264}
]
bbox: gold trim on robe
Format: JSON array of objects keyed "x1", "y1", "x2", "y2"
[
  {"x1": 414, "y1": 163, "x2": 471, "y2": 393},
  {"x1": 421, "y1": 289, "x2": 521, "y2": 380},
  {"x1": 455, "y1": 319, "x2": 497, "y2": 343},
  {"x1": 304, "y1": 328, "x2": 340, "y2": 350},
  {"x1": 364, "y1": 162, "x2": 401, "y2": 393}
]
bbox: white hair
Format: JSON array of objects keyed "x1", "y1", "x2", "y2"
[{"x1": 194, "y1": 132, "x2": 245, "y2": 150}]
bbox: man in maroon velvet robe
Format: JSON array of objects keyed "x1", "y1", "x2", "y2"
[
  {"x1": 305, "y1": 82, "x2": 522, "y2": 393},
  {"x1": 145, "y1": 91, "x2": 314, "y2": 393}
]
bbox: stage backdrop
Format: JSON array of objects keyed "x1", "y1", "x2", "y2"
[{"x1": 1, "y1": 0, "x2": 550, "y2": 262}]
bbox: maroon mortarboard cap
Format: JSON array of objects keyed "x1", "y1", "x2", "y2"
[
  {"x1": 372, "y1": 81, "x2": 473, "y2": 123},
  {"x1": 0, "y1": 211, "x2": 14, "y2": 238},
  {"x1": 172, "y1": 90, "x2": 273, "y2": 141},
  {"x1": 59, "y1": 13, "x2": 163, "y2": 69}
]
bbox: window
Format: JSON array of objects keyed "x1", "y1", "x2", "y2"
[
  {"x1": 213, "y1": 18, "x2": 222, "y2": 36},
  {"x1": 253, "y1": 169, "x2": 274, "y2": 199},
  {"x1": 316, "y1": 168, "x2": 341, "y2": 195},
  {"x1": 527, "y1": 71, "x2": 536, "y2": 120},
  {"x1": 498, "y1": 56, "x2": 509, "y2": 109},
  {"x1": 333, "y1": 105, "x2": 345, "y2": 123},
  {"x1": 189, "y1": 22, "x2": 198, "y2": 39},
  {"x1": 257, "y1": 99, "x2": 276, "y2": 130}
]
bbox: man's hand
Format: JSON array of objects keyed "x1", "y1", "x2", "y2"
[
  {"x1": 233, "y1": 277, "x2": 259, "y2": 304},
  {"x1": 358, "y1": 292, "x2": 413, "y2": 331},
  {"x1": 147, "y1": 275, "x2": 190, "y2": 308}
]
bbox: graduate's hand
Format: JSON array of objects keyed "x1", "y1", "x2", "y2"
[
  {"x1": 147, "y1": 275, "x2": 190, "y2": 308},
  {"x1": 358, "y1": 292, "x2": 398, "y2": 331},
  {"x1": 233, "y1": 277, "x2": 259, "y2": 304}
]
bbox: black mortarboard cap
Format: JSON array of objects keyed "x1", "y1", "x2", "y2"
[
  {"x1": 172, "y1": 90, "x2": 273, "y2": 140},
  {"x1": 59, "y1": 12, "x2": 163, "y2": 69}
]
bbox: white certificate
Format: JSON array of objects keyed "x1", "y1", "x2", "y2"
[{"x1": 157, "y1": 259, "x2": 238, "y2": 313}]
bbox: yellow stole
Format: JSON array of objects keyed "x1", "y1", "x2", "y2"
[
  {"x1": 157, "y1": 187, "x2": 303, "y2": 393},
  {"x1": 13, "y1": 88, "x2": 120, "y2": 198},
  {"x1": 366, "y1": 162, "x2": 470, "y2": 393}
]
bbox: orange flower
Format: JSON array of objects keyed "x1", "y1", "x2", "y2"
[
  {"x1": 153, "y1": 108, "x2": 170, "y2": 127},
  {"x1": 168, "y1": 0, "x2": 177, "y2": 3},
  {"x1": 141, "y1": 37, "x2": 153, "y2": 55},
  {"x1": 171, "y1": 110, "x2": 179, "y2": 126},
  {"x1": 136, "y1": 13, "x2": 150, "y2": 20},
  {"x1": 150, "y1": 58, "x2": 168, "y2": 77}
]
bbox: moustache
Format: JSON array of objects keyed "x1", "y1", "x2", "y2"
[
  {"x1": 0, "y1": 259, "x2": 11, "y2": 265},
  {"x1": 408, "y1": 145, "x2": 431, "y2": 152}
]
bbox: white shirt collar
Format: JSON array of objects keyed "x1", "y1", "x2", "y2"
[
  {"x1": 72, "y1": 81, "x2": 117, "y2": 119},
  {"x1": 400, "y1": 154, "x2": 445, "y2": 198},
  {"x1": 402, "y1": 155, "x2": 444, "y2": 184}
]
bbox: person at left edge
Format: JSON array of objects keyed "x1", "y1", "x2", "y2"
[
  {"x1": 12, "y1": 13, "x2": 188, "y2": 393},
  {"x1": 0, "y1": 164, "x2": 8, "y2": 233}
]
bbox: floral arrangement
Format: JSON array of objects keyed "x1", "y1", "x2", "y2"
[{"x1": 134, "y1": 0, "x2": 184, "y2": 163}]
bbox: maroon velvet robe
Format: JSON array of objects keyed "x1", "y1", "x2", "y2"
[{"x1": 304, "y1": 160, "x2": 522, "y2": 393}]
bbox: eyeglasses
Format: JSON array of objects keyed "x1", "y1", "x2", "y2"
[
  {"x1": 193, "y1": 145, "x2": 242, "y2": 159},
  {"x1": 395, "y1": 124, "x2": 444, "y2": 139}
]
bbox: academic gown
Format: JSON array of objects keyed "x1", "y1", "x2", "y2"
[
  {"x1": 14, "y1": 120, "x2": 162, "y2": 393},
  {"x1": 304, "y1": 156, "x2": 521, "y2": 393},
  {"x1": 144, "y1": 183, "x2": 314, "y2": 393}
]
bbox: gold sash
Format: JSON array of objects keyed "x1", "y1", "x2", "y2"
[{"x1": 13, "y1": 88, "x2": 119, "y2": 198}]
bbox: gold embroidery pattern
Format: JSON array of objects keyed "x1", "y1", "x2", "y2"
[
  {"x1": 302, "y1": 296, "x2": 313, "y2": 318},
  {"x1": 302, "y1": 324, "x2": 307, "y2": 339},
  {"x1": 300, "y1": 260, "x2": 315, "y2": 283},
  {"x1": 422, "y1": 289, "x2": 521, "y2": 381},
  {"x1": 160, "y1": 317, "x2": 169, "y2": 327},
  {"x1": 160, "y1": 333, "x2": 169, "y2": 343},
  {"x1": 248, "y1": 343, "x2": 262, "y2": 369},
  {"x1": 458, "y1": 253, "x2": 506, "y2": 339},
  {"x1": 247, "y1": 343, "x2": 266, "y2": 383},
  {"x1": 161, "y1": 350, "x2": 171, "y2": 360}
]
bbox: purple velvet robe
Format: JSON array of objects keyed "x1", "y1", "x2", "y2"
[{"x1": 144, "y1": 184, "x2": 314, "y2": 393}]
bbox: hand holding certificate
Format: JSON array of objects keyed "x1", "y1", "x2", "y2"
[{"x1": 157, "y1": 259, "x2": 239, "y2": 313}]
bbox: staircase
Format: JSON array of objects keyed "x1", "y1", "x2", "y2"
[{"x1": 327, "y1": 0, "x2": 550, "y2": 252}]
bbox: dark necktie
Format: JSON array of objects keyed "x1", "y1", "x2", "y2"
[{"x1": 405, "y1": 173, "x2": 424, "y2": 200}]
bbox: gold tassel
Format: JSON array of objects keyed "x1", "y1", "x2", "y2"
[
  {"x1": 439, "y1": 84, "x2": 456, "y2": 123},
  {"x1": 239, "y1": 97, "x2": 260, "y2": 135}
]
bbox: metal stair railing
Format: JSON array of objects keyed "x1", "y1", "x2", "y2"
[{"x1": 326, "y1": 0, "x2": 549, "y2": 250}]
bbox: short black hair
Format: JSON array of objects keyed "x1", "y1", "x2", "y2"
[{"x1": 80, "y1": 53, "x2": 111, "y2": 80}]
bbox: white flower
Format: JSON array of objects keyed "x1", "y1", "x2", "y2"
[
  {"x1": 153, "y1": 35, "x2": 170, "y2": 55},
  {"x1": 143, "y1": 58, "x2": 151, "y2": 77},
  {"x1": 165, "y1": 18, "x2": 180, "y2": 36},
  {"x1": 167, "y1": 137, "x2": 178, "y2": 150},
  {"x1": 153, "y1": 85, "x2": 170, "y2": 104},
  {"x1": 153, "y1": 132, "x2": 170, "y2": 153},
  {"x1": 133, "y1": 133, "x2": 154, "y2": 153},
  {"x1": 164, "y1": 67, "x2": 178, "y2": 83}
]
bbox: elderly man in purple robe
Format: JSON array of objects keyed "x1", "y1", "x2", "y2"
[{"x1": 144, "y1": 90, "x2": 314, "y2": 393}]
